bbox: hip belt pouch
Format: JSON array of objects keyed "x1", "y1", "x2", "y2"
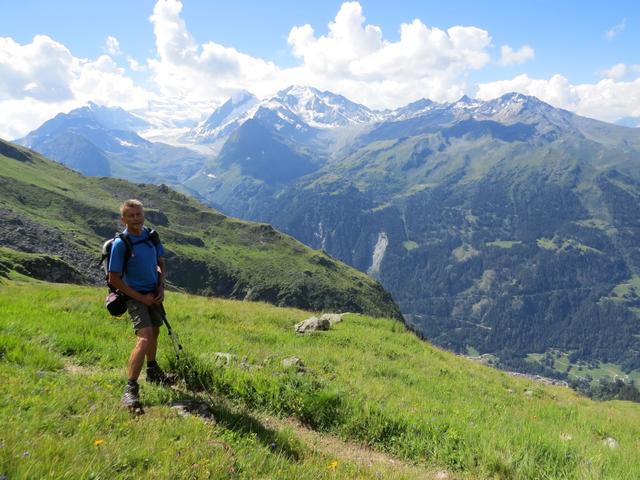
[{"x1": 105, "y1": 291, "x2": 128, "y2": 316}]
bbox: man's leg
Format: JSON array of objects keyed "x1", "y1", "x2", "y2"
[
  {"x1": 127, "y1": 326, "x2": 156, "y2": 381},
  {"x1": 145, "y1": 326, "x2": 160, "y2": 363},
  {"x1": 123, "y1": 300, "x2": 157, "y2": 409},
  {"x1": 145, "y1": 306, "x2": 176, "y2": 386}
]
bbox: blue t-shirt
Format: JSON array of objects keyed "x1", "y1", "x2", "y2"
[{"x1": 108, "y1": 228, "x2": 165, "y2": 293}]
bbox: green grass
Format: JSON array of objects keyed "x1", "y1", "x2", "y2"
[
  {"x1": 574, "y1": 219, "x2": 611, "y2": 231},
  {"x1": 2, "y1": 280, "x2": 640, "y2": 479},
  {"x1": 452, "y1": 244, "x2": 479, "y2": 261},
  {"x1": 485, "y1": 240, "x2": 523, "y2": 249},
  {"x1": 536, "y1": 237, "x2": 602, "y2": 254},
  {"x1": 537, "y1": 238, "x2": 558, "y2": 251},
  {"x1": 402, "y1": 241, "x2": 419, "y2": 251},
  {"x1": 527, "y1": 351, "x2": 640, "y2": 384},
  {"x1": 0, "y1": 281, "x2": 414, "y2": 479},
  {"x1": 610, "y1": 276, "x2": 640, "y2": 299}
]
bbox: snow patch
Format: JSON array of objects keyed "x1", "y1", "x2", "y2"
[
  {"x1": 116, "y1": 138, "x2": 136, "y2": 147},
  {"x1": 367, "y1": 232, "x2": 388, "y2": 277},
  {"x1": 276, "y1": 111, "x2": 294, "y2": 124}
]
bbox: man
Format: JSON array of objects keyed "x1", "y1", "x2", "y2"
[{"x1": 108, "y1": 199, "x2": 172, "y2": 409}]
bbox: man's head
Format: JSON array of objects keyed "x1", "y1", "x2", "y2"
[{"x1": 120, "y1": 199, "x2": 145, "y2": 235}]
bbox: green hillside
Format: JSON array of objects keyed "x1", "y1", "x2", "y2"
[
  {"x1": 0, "y1": 138, "x2": 400, "y2": 319},
  {"x1": 1, "y1": 278, "x2": 640, "y2": 479}
]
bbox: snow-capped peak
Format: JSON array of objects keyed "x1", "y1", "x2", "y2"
[
  {"x1": 185, "y1": 85, "x2": 383, "y2": 143},
  {"x1": 230, "y1": 89, "x2": 255, "y2": 105},
  {"x1": 271, "y1": 85, "x2": 381, "y2": 128},
  {"x1": 200, "y1": 90, "x2": 258, "y2": 130},
  {"x1": 186, "y1": 90, "x2": 259, "y2": 142},
  {"x1": 57, "y1": 102, "x2": 150, "y2": 132},
  {"x1": 386, "y1": 98, "x2": 439, "y2": 121},
  {"x1": 453, "y1": 95, "x2": 482, "y2": 110}
]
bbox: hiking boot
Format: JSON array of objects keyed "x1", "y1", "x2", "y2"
[
  {"x1": 122, "y1": 382, "x2": 140, "y2": 408},
  {"x1": 146, "y1": 364, "x2": 177, "y2": 386}
]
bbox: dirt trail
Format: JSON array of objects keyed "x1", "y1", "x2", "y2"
[
  {"x1": 261, "y1": 415, "x2": 457, "y2": 480},
  {"x1": 63, "y1": 363, "x2": 458, "y2": 479}
]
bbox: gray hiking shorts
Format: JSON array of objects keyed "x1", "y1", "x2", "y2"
[{"x1": 126, "y1": 299, "x2": 165, "y2": 332}]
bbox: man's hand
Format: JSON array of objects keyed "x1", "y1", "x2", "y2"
[
  {"x1": 153, "y1": 286, "x2": 164, "y2": 304},
  {"x1": 140, "y1": 293, "x2": 155, "y2": 306}
]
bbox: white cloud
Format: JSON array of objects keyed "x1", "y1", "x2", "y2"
[
  {"x1": 105, "y1": 36, "x2": 121, "y2": 55},
  {"x1": 127, "y1": 57, "x2": 144, "y2": 72},
  {"x1": 476, "y1": 73, "x2": 640, "y2": 123},
  {"x1": 0, "y1": 35, "x2": 75, "y2": 102},
  {"x1": 143, "y1": 0, "x2": 494, "y2": 110},
  {"x1": 600, "y1": 63, "x2": 640, "y2": 81},
  {"x1": 71, "y1": 55, "x2": 151, "y2": 109},
  {"x1": 0, "y1": 97, "x2": 78, "y2": 140},
  {"x1": 288, "y1": 2, "x2": 384, "y2": 76},
  {"x1": 0, "y1": 35, "x2": 152, "y2": 139},
  {"x1": 605, "y1": 18, "x2": 626, "y2": 40},
  {"x1": 148, "y1": 0, "x2": 280, "y2": 101},
  {"x1": 285, "y1": 2, "x2": 492, "y2": 106},
  {"x1": 600, "y1": 63, "x2": 627, "y2": 80},
  {"x1": 498, "y1": 45, "x2": 534, "y2": 66}
]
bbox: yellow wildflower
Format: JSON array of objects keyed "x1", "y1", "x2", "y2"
[
  {"x1": 94, "y1": 439, "x2": 105, "y2": 447},
  {"x1": 328, "y1": 460, "x2": 338, "y2": 471}
]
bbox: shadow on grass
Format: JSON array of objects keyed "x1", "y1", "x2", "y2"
[{"x1": 159, "y1": 389, "x2": 305, "y2": 462}]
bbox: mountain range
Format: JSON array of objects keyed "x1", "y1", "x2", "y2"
[
  {"x1": 15, "y1": 102, "x2": 208, "y2": 185},
  {"x1": 12, "y1": 86, "x2": 640, "y2": 382}
]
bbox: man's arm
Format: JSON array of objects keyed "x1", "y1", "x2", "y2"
[{"x1": 108, "y1": 271, "x2": 155, "y2": 306}]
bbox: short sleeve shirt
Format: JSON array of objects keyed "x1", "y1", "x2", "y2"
[{"x1": 108, "y1": 228, "x2": 165, "y2": 293}]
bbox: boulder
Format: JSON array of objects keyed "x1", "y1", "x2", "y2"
[
  {"x1": 295, "y1": 316, "x2": 331, "y2": 334},
  {"x1": 320, "y1": 313, "x2": 343, "y2": 325},
  {"x1": 603, "y1": 437, "x2": 619, "y2": 449},
  {"x1": 282, "y1": 356, "x2": 304, "y2": 369}
]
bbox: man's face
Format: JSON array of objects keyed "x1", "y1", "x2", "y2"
[{"x1": 121, "y1": 205, "x2": 144, "y2": 234}]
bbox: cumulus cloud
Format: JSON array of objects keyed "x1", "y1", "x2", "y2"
[
  {"x1": 148, "y1": 0, "x2": 280, "y2": 100},
  {"x1": 143, "y1": 0, "x2": 494, "y2": 109},
  {"x1": 605, "y1": 18, "x2": 626, "y2": 40},
  {"x1": 476, "y1": 73, "x2": 640, "y2": 123},
  {"x1": 127, "y1": 57, "x2": 144, "y2": 72},
  {"x1": 71, "y1": 55, "x2": 150, "y2": 108},
  {"x1": 0, "y1": 98, "x2": 80, "y2": 140},
  {"x1": 0, "y1": 35, "x2": 75, "y2": 102},
  {"x1": 0, "y1": 34, "x2": 152, "y2": 139},
  {"x1": 105, "y1": 36, "x2": 121, "y2": 55},
  {"x1": 600, "y1": 63, "x2": 627, "y2": 80},
  {"x1": 600, "y1": 63, "x2": 640, "y2": 81},
  {"x1": 498, "y1": 45, "x2": 534, "y2": 66},
  {"x1": 285, "y1": 2, "x2": 491, "y2": 106}
]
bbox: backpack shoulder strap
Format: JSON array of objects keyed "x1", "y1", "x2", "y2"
[
  {"x1": 147, "y1": 227, "x2": 160, "y2": 246},
  {"x1": 130, "y1": 226, "x2": 160, "y2": 247},
  {"x1": 116, "y1": 232, "x2": 134, "y2": 273}
]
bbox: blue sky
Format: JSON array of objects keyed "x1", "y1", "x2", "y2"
[{"x1": 1, "y1": 0, "x2": 639, "y2": 138}]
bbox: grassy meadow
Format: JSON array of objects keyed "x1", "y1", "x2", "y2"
[{"x1": 1, "y1": 278, "x2": 640, "y2": 479}]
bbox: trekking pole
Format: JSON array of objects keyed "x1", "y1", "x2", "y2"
[
  {"x1": 159, "y1": 303, "x2": 218, "y2": 407},
  {"x1": 161, "y1": 309, "x2": 184, "y2": 359}
]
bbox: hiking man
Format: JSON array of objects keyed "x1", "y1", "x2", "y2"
[{"x1": 108, "y1": 199, "x2": 172, "y2": 408}]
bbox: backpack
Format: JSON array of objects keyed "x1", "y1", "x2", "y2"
[{"x1": 99, "y1": 226, "x2": 161, "y2": 316}]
